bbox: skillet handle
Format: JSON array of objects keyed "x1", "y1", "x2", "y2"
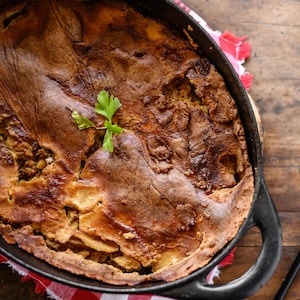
[{"x1": 160, "y1": 179, "x2": 282, "y2": 300}]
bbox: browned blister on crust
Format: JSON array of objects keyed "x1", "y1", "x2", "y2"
[{"x1": 0, "y1": 0, "x2": 254, "y2": 285}]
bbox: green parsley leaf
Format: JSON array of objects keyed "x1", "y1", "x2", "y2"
[
  {"x1": 95, "y1": 90, "x2": 122, "y2": 122},
  {"x1": 72, "y1": 111, "x2": 96, "y2": 130},
  {"x1": 72, "y1": 90, "x2": 123, "y2": 153},
  {"x1": 104, "y1": 120, "x2": 124, "y2": 135},
  {"x1": 102, "y1": 129, "x2": 114, "y2": 153}
]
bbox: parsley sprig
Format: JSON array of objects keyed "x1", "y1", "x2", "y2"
[{"x1": 72, "y1": 90, "x2": 123, "y2": 152}]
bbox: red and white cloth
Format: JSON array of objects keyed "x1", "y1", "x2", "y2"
[{"x1": 0, "y1": 1, "x2": 252, "y2": 299}]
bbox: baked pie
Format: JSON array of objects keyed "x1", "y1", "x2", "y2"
[{"x1": 0, "y1": 0, "x2": 254, "y2": 285}]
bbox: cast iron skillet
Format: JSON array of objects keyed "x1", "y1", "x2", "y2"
[{"x1": 0, "y1": 0, "x2": 282, "y2": 299}]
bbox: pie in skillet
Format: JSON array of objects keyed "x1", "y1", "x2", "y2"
[{"x1": 0, "y1": 0, "x2": 254, "y2": 285}]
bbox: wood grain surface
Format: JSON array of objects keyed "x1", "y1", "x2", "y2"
[{"x1": 0, "y1": 0, "x2": 299, "y2": 299}]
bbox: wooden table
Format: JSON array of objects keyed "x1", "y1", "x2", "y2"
[{"x1": 0, "y1": 0, "x2": 299, "y2": 299}]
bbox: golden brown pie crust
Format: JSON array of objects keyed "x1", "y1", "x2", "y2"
[{"x1": 0, "y1": 0, "x2": 254, "y2": 285}]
